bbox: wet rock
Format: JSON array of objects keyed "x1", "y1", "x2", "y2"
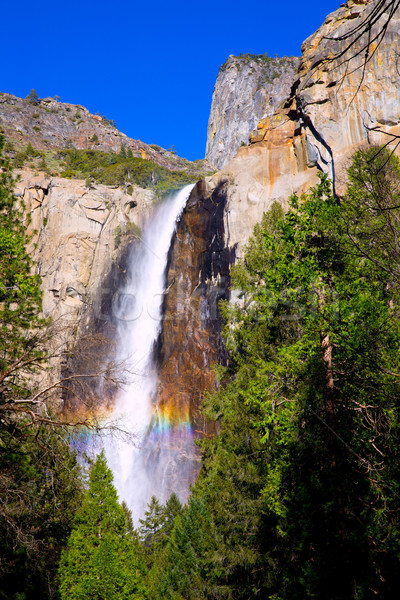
[{"x1": 154, "y1": 180, "x2": 236, "y2": 488}]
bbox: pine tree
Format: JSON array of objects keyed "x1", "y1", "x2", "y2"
[
  {"x1": 59, "y1": 451, "x2": 146, "y2": 600},
  {"x1": 107, "y1": 148, "x2": 117, "y2": 165},
  {"x1": 0, "y1": 133, "x2": 45, "y2": 406},
  {"x1": 139, "y1": 495, "x2": 165, "y2": 545},
  {"x1": 25, "y1": 89, "x2": 39, "y2": 105},
  {"x1": 139, "y1": 494, "x2": 166, "y2": 569},
  {"x1": 157, "y1": 496, "x2": 215, "y2": 600},
  {"x1": 162, "y1": 492, "x2": 182, "y2": 539},
  {"x1": 119, "y1": 143, "x2": 127, "y2": 159}
]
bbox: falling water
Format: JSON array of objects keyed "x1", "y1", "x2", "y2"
[{"x1": 102, "y1": 184, "x2": 195, "y2": 521}]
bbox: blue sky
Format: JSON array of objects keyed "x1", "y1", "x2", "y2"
[{"x1": 2, "y1": 0, "x2": 340, "y2": 160}]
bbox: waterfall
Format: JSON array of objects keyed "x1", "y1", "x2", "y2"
[{"x1": 102, "y1": 183, "x2": 195, "y2": 522}]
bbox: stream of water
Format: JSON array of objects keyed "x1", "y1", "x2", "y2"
[{"x1": 102, "y1": 184, "x2": 195, "y2": 521}]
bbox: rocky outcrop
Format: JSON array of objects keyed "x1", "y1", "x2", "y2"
[
  {"x1": 122, "y1": 0, "x2": 400, "y2": 493},
  {"x1": 0, "y1": 92, "x2": 212, "y2": 176},
  {"x1": 206, "y1": 0, "x2": 400, "y2": 255},
  {"x1": 15, "y1": 169, "x2": 155, "y2": 328},
  {"x1": 206, "y1": 54, "x2": 299, "y2": 169}
]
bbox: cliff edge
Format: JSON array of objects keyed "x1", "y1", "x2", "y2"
[
  {"x1": 205, "y1": 0, "x2": 400, "y2": 254},
  {"x1": 205, "y1": 54, "x2": 299, "y2": 169}
]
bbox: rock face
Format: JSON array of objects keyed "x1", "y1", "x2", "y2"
[
  {"x1": 153, "y1": 0, "x2": 400, "y2": 477},
  {"x1": 11, "y1": 0, "x2": 400, "y2": 499},
  {"x1": 205, "y1": 54, "x2": 299, "y2": 169},
  {"x1": 151, "y1": 179, "x2": 235, "y2": 492},
  {"x1": 207, "y1": 0, "x2": 400, "y2": 255},
  {"x1": 157, "y1": 179, "x2": 234, "y2": 431},
  {"x1": 0, "y1": 92, "x2": 212, "y2": 176},
  {"x1": 15, "y1": 169, "x2": 155, "y2": 328}
]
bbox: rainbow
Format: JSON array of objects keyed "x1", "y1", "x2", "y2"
[{"x1": 148, "y1": 403, "x2": 193, "y2": 438}]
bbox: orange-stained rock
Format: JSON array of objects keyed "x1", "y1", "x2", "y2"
[{"x1": 208, "y1": 0, "x2": 400, "y2": 258}]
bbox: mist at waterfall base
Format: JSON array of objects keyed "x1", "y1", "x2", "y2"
[{"x1": 82, "y1": 184, "x2": 195, "y2": 522}]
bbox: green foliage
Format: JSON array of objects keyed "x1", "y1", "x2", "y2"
[
  {"x1": 156, "y1": 496, "x2": 215, "y2": 600},
  {"x1": 98, "y1": 114, "x2": 117, "y2": 128},
  {"x1": 0, "y1": 135, "x2": 83, "y2": 599},
  {"x1": 4, "y1": 140, "x2": 15, "y2": 153},
  {"x1": 25, "y1": 89, "x2": 39, "y2": 105},
  {"x1": 114, "y1": 221, "x2": 142, "y2": 249},
  {"x1": 341, "y1": 145, "x2": 400, "y2": 282},
  {"x1": 139, "y1": 495, "x2": 165, "y2": 557},
  {"x1": 162, "y1": 492, "x2": 183, "y2": 539},
  {"x1": 38, "y1": 155, "x2": 47, "y2": 171},
  {"x1": 0, "y1": 425, "x2": 83, "y2": 600},
  {"x1": 0, "y1": 135, "x2": 45, "y2": 403},
  {"x1": 13, "y1": 142, "x2": 42, "y2": 168},
  {"x1": 162, "y1": 149, "x2": 400, "y2": 599},
  {"x1": 139, "y1": 493, "x2": 182, "y2": 570},
  {"x1": 59, "y1": 451, "x2": 146, "y2": 600},
  {"x1": 59, "y1": 148, "x2": 194, "y2": 196},
  {"x1": 26, "y1": 142, "x2": 39, "y2": 157}
]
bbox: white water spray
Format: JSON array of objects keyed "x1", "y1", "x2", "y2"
[{"x1": 102, "y1": 184, "x2": 195, "y2": 521}]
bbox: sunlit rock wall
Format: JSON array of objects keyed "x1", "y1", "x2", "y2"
[
  {"x1": 206, "y1": 54, "x2": 299, "y2": 169},
  {"x1": 210, "y1": 0, "x2": 400, "y2": 255},
  {"x1": 15, "y1": 168, "x2": 155, "y2": 397}
]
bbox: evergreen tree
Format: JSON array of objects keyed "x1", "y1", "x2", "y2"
[
  {"x1": 139, "y1": 495, "x2": 165, "y2": 545},
  {"x1": 26, "y1": 141, "x2": 38, "y2": 157},
  {"x1": 143, "y1": 493, "x2": 183, "y2": 596},
  {"x1": 0, "y1": 133, "x2": 85, "y2": 599},
  {"x1": 25, "y1": 89, "x2": 39, "y2": 105},
  {"x1": 107, "y1": 148, "x2": 117, "y2": 165},
  {"x1": 139, "y1": 494, "x2": 167, "y2": 569},
  {"x1": 119, "y1": 143, "x2": 127, "y2": 159},
  {"x1": 162, "y1": 492, "x2": 182, "y2": 539},
  {"x1": 59, "y1": 451, "x2": 146, "y2": 600},
  {"x1": 177, "y1": 153, "x2": 400, "y2": 599},
  {"x1": 157, "y1": 496, "x2": 216, "y2": 600}
]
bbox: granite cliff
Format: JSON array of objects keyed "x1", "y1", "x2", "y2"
[
  {"x1": 15, "y1": 170, "x2": 154, "y2": 325},
  {"x1": 203, "y1": 0, "x2": 400, "y2": 255},
  {"x1": 206, "y1": 54, "x2": 299, "y2": 169},
  {"x1": 155, "y1": 0, "x2": 400, "y2": 479},
  {"x1": 6, "y1": 0, "x2": 400, "y2": 490}
]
